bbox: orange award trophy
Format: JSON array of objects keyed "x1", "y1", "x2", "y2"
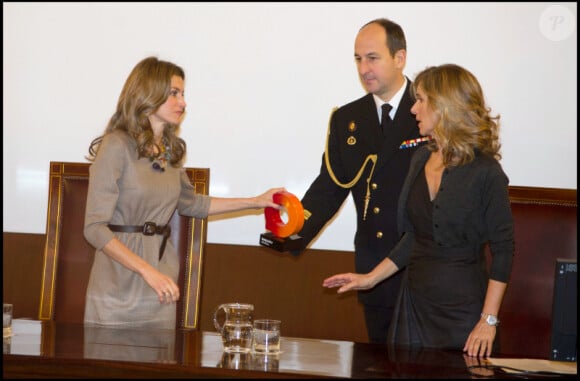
[{"x1": 259, "y1": 191, "x2": 304, "y2": 252}]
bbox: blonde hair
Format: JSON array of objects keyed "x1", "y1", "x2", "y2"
[
  {"x1": 413, "y1": 64, "x2": 501, "y2": 167},
  {"x1": 88, "y1": 56, "x2": 186, "y2": 165}
]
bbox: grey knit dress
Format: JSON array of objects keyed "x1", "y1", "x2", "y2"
[{"x1": 83, "y1": 130, "x2": 210, "y2": 329}]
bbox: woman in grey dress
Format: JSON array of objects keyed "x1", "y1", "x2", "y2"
[
  {"x1": 84, "y1": 56, "x2": 284, "y2": 329},
  {"x1": 322, "y1": 64, "x2": 514, "y2": 358}
]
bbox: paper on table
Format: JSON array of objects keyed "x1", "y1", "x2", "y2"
[{"x1": 487, "y1": 357, "x2": 577, "y2": 375}]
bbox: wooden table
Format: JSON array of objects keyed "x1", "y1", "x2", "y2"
[{"x1": 2, "y1": 321, "x2": 570, "y2": 378}]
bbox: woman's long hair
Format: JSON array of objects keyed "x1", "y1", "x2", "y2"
[
  {"x1": 413, "y1": 63, "x2": 501, "y2": 167},
  {"x1": 87, "y1": 56, "x2": 186, "y2": 166}
]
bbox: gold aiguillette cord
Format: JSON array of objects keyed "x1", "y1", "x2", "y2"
[{"x1": 324, "y1": 108, "x2": 377, "y2": 220}]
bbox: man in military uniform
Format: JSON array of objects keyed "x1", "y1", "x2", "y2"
[{"x1": 291, "y1": 18, "x2": 427, "y2": 344}]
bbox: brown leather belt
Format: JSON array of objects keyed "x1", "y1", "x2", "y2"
[{"x1": 108, "y1": 222, "x2": 171, "y2": 260}]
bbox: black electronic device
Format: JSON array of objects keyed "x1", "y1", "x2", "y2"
[{"x1": 550, "y1": 258, "x2": 577, "y2": 362}]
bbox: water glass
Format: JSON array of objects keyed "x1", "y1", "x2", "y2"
[
  {"x1": 3, "y1": 304, "x2": 13, "y2": 338},
  {"x1": 252, "y1": 319, "x2": 281, "y2": 354}
]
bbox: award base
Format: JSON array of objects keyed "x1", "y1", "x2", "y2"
[{"x1": 259, "y1": 232, "x2": 304, "y2": 252}]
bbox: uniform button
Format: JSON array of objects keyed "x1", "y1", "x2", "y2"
[
  {"x1": 376, "y1": 231, "x2": 383, "y2": 238},
  {"x1": 434, "y1": 224, "x2": 439, "y2": 228},
  {"x1": 373, "y1": 207, "x2": 380, "y2": 214},
  {"x1": 371, "y1": 183, "x2": 378, "y2": 190},
  {"x1": 434, "y1": 204, "x2": 439, "y2": 209}
]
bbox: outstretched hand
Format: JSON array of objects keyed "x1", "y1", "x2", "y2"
[
  {"x1": 256, "y1": 187, "x2": 287, "y2": 209},
  {"x1": 322, "y1": 272, "x2": 373, "y2": 294}
]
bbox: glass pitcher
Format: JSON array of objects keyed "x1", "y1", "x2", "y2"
[{"x1": 213, "y1": 303, "x2": 254, "y2": 353}]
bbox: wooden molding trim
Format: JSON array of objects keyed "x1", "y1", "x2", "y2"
[{"x1": 508, "y1": 186, "x2": 577, "y2": 207}]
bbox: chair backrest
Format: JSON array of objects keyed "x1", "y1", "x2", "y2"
[{"x1": 38, "y1": 161, "x2": 209, "y2": 329}]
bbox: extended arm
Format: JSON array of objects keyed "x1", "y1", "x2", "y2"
[
  {"x1": 322, "y1": 256, "x2": 400, "y2": 293},
  {"x1": 207, "y1": 188, "x2": 285, "y2": 215}
]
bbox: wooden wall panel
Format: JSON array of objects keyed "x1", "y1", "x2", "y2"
[
  {"x1": 2, "y1": 185, "x2": 577, "y2": 358},
  {"x1": 2, "y1": 232, "x2": 44, "y2": 319},
  {"x1": 2, "y1": 234, "x2": 367, "y2": 343},
  {"x1": 197, "y1": 244, "x2": 367, "y2": 342}
]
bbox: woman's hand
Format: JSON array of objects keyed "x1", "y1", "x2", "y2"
[
  {"x1": 463, "y1": 319, "x2": 497, "y2": 357},
  {"x1": 141, "y1": 267, "x2": 180, "y2": 304},
  {"x1": 322, "y1": 272, "x2": 374, "y2": 294},
  {"x1": 102, "y1": 238, "x2": 180, "y2": 304},
  {"x1": 254, "y1": 187, "x2": 287, "y2": 209}
]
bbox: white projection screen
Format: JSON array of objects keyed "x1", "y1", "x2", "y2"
[{"x1": 3, "y1": 2, "x2": 577, "y2": 251}]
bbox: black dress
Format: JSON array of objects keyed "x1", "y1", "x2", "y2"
[{"x1": 387, "y1": 167, "x2": 489, "y2": 350}]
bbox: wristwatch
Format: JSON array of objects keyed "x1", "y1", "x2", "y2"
[{"x1": 481, "y1": 313, "x2": 500, "y2": 326}]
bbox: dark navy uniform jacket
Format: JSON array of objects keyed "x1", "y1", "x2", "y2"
[{"x1": 296, "y1": 79, "x2": 424, "y2": 307}]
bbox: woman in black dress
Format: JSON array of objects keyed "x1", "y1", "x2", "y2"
[{"x1": 322, "y1": 63, "x2": 514, "y2": 358}]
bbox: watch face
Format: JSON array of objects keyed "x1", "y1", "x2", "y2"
[{"x1": 486, "y1": 315, "x2": 498, "y2": 325}]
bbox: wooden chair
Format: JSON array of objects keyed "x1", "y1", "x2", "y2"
[{"x1": 38, "y1": 161, "x2": 209, "y2": 329}]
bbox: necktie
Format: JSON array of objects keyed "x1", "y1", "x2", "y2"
[{"x1": 381, "y1": 103, "x2": 393, "y2": 135}]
